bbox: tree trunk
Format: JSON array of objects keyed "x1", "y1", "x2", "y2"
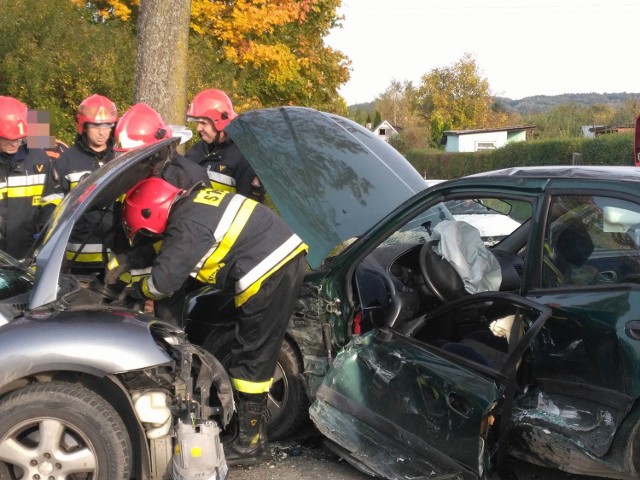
[{"x1": 134, "y1": 0, "x2": 191, "y2": 128}]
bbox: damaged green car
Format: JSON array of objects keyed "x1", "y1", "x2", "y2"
[{"x1": 186, "y1": 107, "x2": 640, "y2": 479}]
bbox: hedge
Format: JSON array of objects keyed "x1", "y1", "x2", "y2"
[{"x1": 405, "y1": 133, "x2": 635, "y2": 179}]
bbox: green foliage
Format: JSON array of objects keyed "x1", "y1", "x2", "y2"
[
  {"x1": 388, "y1": 126, "x2": 430, "y2": 152},
  {"x1": 579, "y1": 132, "x2": 635, "y2": 165},
  {"x1": 374, "y1": 80, "x2": 419, "y2": 128},
  {"x1": 523, "y1": 103, "x2": 618, "y2": 139},
  {"x1": 413, "y1": 53, "x2": 492, "y2": 145},
  {"x1": 373, "y1": 111, "x2": 381, "y2": 127},
  {"x1": 345, "y1": 107, "x2": 374, "y2": 127},
  {"x1": 429, "y1": 116, "x2": 450, "y2": 149},
  {"x1": 406, "y1": 133, "x2": 634, "y2": 179},
  {"x1": 1, "y1": 0, "x2": 349, "y2": 143},
  {"x1": 0, "y1": 0, "x2": 136, "y2": 144}
]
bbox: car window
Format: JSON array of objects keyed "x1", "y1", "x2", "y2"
[
  {"x1": 0, "y1": 266, "x2": 33, "y2": 301},
  {"x1": 446, "y1": 197, "x2": 530, "y2": 246},
  {"x1": 543, "y1": 195, "x2": 640, "y2": 287},
  {"x1": 384, "y1": 197, "x2": 530, "y2": 248},
  {"x1": 383, "y1": 203, "x2": 452, "y2": 246}
]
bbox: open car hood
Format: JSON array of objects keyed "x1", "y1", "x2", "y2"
[
  {"x1": 27, "y1": 139, "x2": 178, "y2": 309},
  {"x1": 226, "y1": 107, "x2": 426, "y2": 268}
]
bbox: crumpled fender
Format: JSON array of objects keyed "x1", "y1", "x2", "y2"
[
  {"x1": 0, "y1": 308, "x2": 172, "y2": 389},
  {"x1": 188, "y1": 344, "x2": 234, "y2": 427}
]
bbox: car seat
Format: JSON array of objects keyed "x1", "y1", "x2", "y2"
[{"x1": 544, "y1": 221, "x2": 594, "y2": 286}]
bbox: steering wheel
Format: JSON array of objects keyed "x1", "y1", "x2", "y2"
[{"x1": 418, "y1": 241, "x2": 466, "y2": 303}]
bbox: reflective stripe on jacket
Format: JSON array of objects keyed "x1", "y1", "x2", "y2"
[
  {"x1": 54, "y1": 136, "x2": 117, "y2": 269},
  {"x1": 0, "y1": 145, "x2": 56, "y2": 259},
  {"x1": 145, "y1": 187, "x2": 307, "y2": 306},
  {"x1": 185, "y1": 139, "x2": 265, "y2": 203}
]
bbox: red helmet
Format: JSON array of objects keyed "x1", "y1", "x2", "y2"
[
  {"x1": 76, "y1": 94, "x2": 118, "y2": 134},
  {"x1": 0, "y1": 96, "x2": 28, "y2": 141},
  {"x1": 186, "y1": 89, "x2": 237, "y2": 131},
  {"x1": 114, "y1": 103, "x2": 172, "y2": 151},
  {"x1": 122, "y1": 177, "x2": 183, "y2": 244}
]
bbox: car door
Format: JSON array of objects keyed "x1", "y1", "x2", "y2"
[
  {"x1": 523, "y1": 192, "x2": 640, "y2": 459},
  {"x1": 311, "y1": 292, "x2": 551, "y2": 479}
]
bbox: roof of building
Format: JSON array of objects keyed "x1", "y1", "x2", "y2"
[{"x1": 443, "y1": 125, "x2": 536, "y2": 136}]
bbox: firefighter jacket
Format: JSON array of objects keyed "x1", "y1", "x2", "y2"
[
  {"x1": 55, "y1": 135, "x2": 116, "y2": 192},
  {"x1": 138, "y1": 187, "x2": 307, "y2": 307},
  {"x1": 53, "y1": 135, "x2": 117, "y2": 270},
  {"x1": 186, "y1": 139, "x2": 265, "y2": 203},
  {"x1": 0, "y1": 144, "x2": 57, "y2": 259},
  {"x1": 161, "y1": 152, "x2": 210, "y2": 190},
  {"x1": 107, "y1": 153, "x2": 210, "y2": 277},
  {"x1": 44, "y1": 139, "x2": 69, "y2": 162}
]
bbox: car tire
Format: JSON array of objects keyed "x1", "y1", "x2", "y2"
[
  {"x1": 203, "y1": 329, "x2": 309, "y2": 440},
  {"x1": 0, "y1": 382, "x2": 132, "y2": 479}
]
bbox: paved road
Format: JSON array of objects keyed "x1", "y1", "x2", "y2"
[{"x1": 228, "y1": 428, "x2": 602, "y2": 480}]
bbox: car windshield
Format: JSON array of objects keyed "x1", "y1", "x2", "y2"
[
  {"x1": 0, "y1": 250, "x2": 33, "y2": 301},
  {"x1": 383, "y1": 197, "x2": 531, "y2": 248}
]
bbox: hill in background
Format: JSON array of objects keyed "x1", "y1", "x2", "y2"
[
  {"x1": 495, "y1": 92, "x2": 640, "y2": 115},
  {"x1": 349, "y1": 92, "x2": 640, "y2": 117}
]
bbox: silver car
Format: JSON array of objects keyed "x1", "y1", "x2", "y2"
[{"x1": 0, "y1": 140, "x2": 233, "y2": 479}]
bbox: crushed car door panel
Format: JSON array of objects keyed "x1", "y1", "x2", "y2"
[{"x1": 311, "y1": 293, "x2": 551, "y2": 479}]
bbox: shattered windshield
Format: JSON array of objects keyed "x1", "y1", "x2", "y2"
[
  {"x1": 0, "y1": 250, "x2": 33, "y2": 301},
  {"x1": 382, "y1": 197, "x2": 530, "y2": 248},
  {"x1": 383, "y1": 203, "x2": 453, "y2": 246}
]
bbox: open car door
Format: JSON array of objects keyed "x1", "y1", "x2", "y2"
[{"x1": 310, "y1": 292, "x2": 551, "y2": 479}]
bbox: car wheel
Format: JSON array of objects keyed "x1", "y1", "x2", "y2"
[
  {"x1": 0, "y1": 382, "x2": 132, "y2": 479},
  {"x1": 203, "y1": 329, "x2": 309, "y2": 440}
]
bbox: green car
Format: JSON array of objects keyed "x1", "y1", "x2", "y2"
[{"x1": 186, "y1": 107, "x2": 640, "y2": 479}]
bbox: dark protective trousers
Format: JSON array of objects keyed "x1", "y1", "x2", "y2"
[{"x1": 228, "y1": 253, "x2": 306, "y2": 388}]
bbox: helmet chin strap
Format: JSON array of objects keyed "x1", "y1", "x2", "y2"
[{"x1": 210, "y1": 129, "x2": 224, "y2": 147}]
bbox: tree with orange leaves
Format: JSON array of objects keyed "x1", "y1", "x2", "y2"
[{"x1": 73, "y1": 0, "x2": 350, "y2": 113}]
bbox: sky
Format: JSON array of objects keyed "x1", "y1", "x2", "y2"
[{"x1": 325, "y1": 0, "x2": 640, "y2": 105}]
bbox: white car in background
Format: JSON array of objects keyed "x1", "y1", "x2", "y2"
[{"x1": 426, "y1": 179, "x2": 522, "y2": 244}]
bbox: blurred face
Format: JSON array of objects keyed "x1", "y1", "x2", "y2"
[
  {"x1": 0, "y1": 137, "x2": 21, "y2": 155},
  {"x1": 85, "y1": 123, "x2": 113, "y2": 151},
  {"x1": 195, "y1": 118, "x2": 226, "y2": 144}
]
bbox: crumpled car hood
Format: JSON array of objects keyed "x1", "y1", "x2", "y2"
[
  {"x1": 27, "y1": 139, "x2": 177, "y2": 309},
  {"x1": 226, "y1": 107, "x2": 426, "y2": 268}
]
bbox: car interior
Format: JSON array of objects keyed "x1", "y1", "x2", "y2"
[{"x1": 350, "y1": 192, "x2": 640, "y2": 374}]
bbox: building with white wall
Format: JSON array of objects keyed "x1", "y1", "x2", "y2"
[{"x1": 442, "y1": 126, "x2": 535, "y2": 152}]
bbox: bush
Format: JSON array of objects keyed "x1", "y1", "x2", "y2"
[{"x1": 406, "y1": 133, "x2": 634, "y2": 179}]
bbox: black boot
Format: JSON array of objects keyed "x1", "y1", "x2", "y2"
[{"x1": 225, "y1": 394, "x2": 268, "y2": 466}]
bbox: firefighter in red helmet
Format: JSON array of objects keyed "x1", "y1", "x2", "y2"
[
  {"x1": 121, "y1": 176, "x2": 307, "y2": 466},
  {"x1": 104, "y1": 103, "x2": 209, "y2": 314},
  {"x1": 0, "y1": 96, "x2": 58, "y2": 259},
  {"x1": 114, "y1": 102, "x2": 208, "y2": 190},
  {"x1": 186, "y1": 89, "x2": 264, "y2": 203},
  {"x1": 53, "y1": 94, "x2": 119, "y2": 272}
]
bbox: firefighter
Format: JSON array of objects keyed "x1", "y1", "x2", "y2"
[
  {"x1": 114, "y1": 103, "x2": 209, "y2": 189},
  {"x1": 53, "y1": 94, "x2": 119, "y2": 272},
  {"x1": 186, "y1": 89, "x2": 265, "y2": 203},
  {"x1": 105, "y1": 103, "x2": 210, "y2": 312},
  {"x1": 44, "y1": 139, "x2": 68, "y2": 162},
  {"x1": 0, "y1": 96, "x2": 58, "y2": 259},
  {"x1": 121, "y1": 177, "x2": 307, "y2": 465},
  {"x1": 24, "y1": 108, "x2": 68, "y2": 161}
]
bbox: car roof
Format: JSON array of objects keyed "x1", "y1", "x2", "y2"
[{"x1": 471, "y1": 165, "x2": 640, "y2": 182}]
